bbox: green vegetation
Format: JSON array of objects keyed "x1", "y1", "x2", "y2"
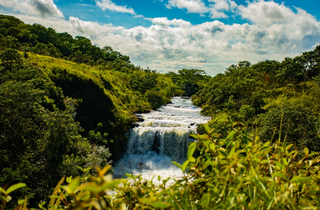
[
  {"x1": 166, "y1": 69, "x2": 209, "y2": 96},
  {"x1": 0, "y1": 14, "x2": 175, "y2": 208},
  {"x1": 1, "y1": 14, "x2": 320, "y2": 209},
  {"x1": 2, "y1": 128, "x2": 320, "y2": 209},
  {"x1": 192, "y1": 46, "x2": 320, "y2": 151}
]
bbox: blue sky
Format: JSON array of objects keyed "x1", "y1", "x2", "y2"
[
  {"x1": 56, "y1": 0, "x2": 319, "y2": 27},
  {"x1": 0, "y1": 0, "x2": 319, "y2": 75}
]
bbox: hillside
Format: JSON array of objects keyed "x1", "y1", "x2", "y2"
[
  {"x1": 192, "y1": 47, "x2": 320, "y2": 152},
  {"x1": 0, "y1": 14, "x2": 178, "y2": 206}
]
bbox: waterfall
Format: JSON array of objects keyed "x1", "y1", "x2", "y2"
[{"x1": 113, "y1": 97, "x2": 210, "y2": 181}]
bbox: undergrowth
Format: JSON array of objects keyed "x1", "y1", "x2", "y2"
[{"x1": 2, "y1": 126, "x2": 320, "y2": 210}]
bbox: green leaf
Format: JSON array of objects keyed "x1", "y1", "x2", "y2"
[
  {"x1": 260, "y1": 146, "x2": 271, "y2": 153},
  {"x1": 189, "y1": 156, "x2": 196, "y2": 162},
  {"x1": 125, "y1": 173, "x2": 134, "y2": 178},
  {"x1": 0, "y1": 187, "x2": 6, "y2": 194},
  {"x1": 100, "y1": 181, "x2": 120, "y2": 191},
  {"x1": 201, "y1": 193, "x2": 210, "y2": 207},
  {"x1": 203, "y1": 124, "x2": 211, "y2": 134},
  {"x1": 156, "y1": 190, "x2": 170, "y2": 197},
  {"x1": 226, "y1": 139, "x2": 233, "y2": 149},
  {"x1": 76, "y1": 166, "x2": 84, "y2": 172},
  {"x1": 304, "y1": 147, "x2": 309, "y2": 156},
  {"x1": 150, "y1": 203, "x2": 170, "y2": 208},
  {"x1": 309, "y1": 151, "x2": 319, "y2": 157},
  {"x1": 187, "y1": 142, "x2": 197, "y2": 159},
  {"x1": 209, "y1": 143, "x2": 216, "y2": 151},
  {"x1": 172, "y1": 161, "x2": 182, "y2": 170},
  {"x1": 18, "y1": 199, "x2": 25, "y2": 205},
  {"x1": 66, "y1": 176, "x2": 73, "y2": 184},
  {"x1": 0, "y1": 195, "x2": 7, "y2": 202},
  {"x1": 192, "y1": 178, "x2": 204, "y2": 185},
  {"x1": 199, "y1": 134, "x2": 209, "y2": 140},
  {"x1": 282, "y1": 158, "x2": 288, "y2": 166},
  {"x1": 202, "y1": 159, "x2": 214, "y2": 170},
  {"x1": 275, "y1": 161, "x2": 283, "y2": 170},
  {"x1": 204, "y1": 140, "x2": 211, "y2": 147},
  {"x1": 273, "y1": 172, "x2": 288, "y2": 181},
  {"x1": 226, "y1": 129, "x2": 237, "y2": 140},
  {"x1": 227, "y1": 146, "x2": 236, "y2": 159},
  {"x1": 68, "y1": 177, "x2": 80, "y2": 193},
  {"x1": 218, "y1": 149, "x2": 228, "y2": 158},
  {"x1": 181, "y1": 160, "x2": 190, "y2": 172},
  {"x1": 38, "y1": 201, "x2": 46, "y2": 210},
  {"x1": 242, "y1": 130, "x2": 249, "y2": 144},
  {"x1": 77, "y1": 183, "x2": 100, "y2": 193},
  {"x1": 291, "y1": 176, "x2": 313, "y2": 183},
  {"x1": 285, "y1": 144, "x2": 294, "y2": 151},
  {"x1": 139, "y1": 198, "x2": 151, "y2": 204},
  {"x1": 49, "y1": 195, "x2": 60, "y2": 199},
  {"x1": 7, "y1": 183, "x2": 26, "y2": 194},
  {"x1": 190, "y1": 134, "x2": 198, "y2": 140}
]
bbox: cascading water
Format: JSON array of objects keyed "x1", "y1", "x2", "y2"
[{"x1": 113, "y1": 97, "x2": 210, "y2": 181}]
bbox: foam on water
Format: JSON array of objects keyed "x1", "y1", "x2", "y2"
[{"x1": 113, "y1": 97, "x2": 210, "y2": 182}]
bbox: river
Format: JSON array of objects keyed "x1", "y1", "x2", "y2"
[{"x1": 113, "y1": 97, "x2": 210, "y2": 181}]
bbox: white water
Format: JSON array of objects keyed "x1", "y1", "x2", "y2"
[{"x1": 113, "y1": 97, "x2": 210, "y2": 181}]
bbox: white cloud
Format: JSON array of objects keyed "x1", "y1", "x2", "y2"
[
  {"x1": 1, "y1": 0, "x2": 319, "y2": 75},
  {"x1": 229, "y1": 0, "x2": 238, "y2": 11},
  {"x1": 0, "y1": 0, "x2": 64, "y2": 18},
  {"x1": 166, "y1": 0, "x2": 237, "y2": 19},
  {"x1": 95, "y1": 0, "x2": 135, "y2": 14},
  {"x1": 209, "y1": 8, "x2": 228, "y2": 18},
  {"x1": 238, "y1": 0, "x2": 295, "y2": 25},
  {"x1": 209, "y1": 0, "x2": 229, "y2": 10},
  {"x1": 166, "y1": 0, "x2": 208, "y2": 14},
  {"x1": 146, "y1": 17, "x2": 192, "y2": 27}
]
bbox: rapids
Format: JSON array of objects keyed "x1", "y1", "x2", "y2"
[{"x1": 113, "y1": 97, "x2": 210, "y2": 181}]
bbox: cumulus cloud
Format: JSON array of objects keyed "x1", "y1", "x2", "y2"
[
  {"x1": 2, "y1": 0, "x2": 320, "y2": 75},
  {"x1": 166, "y1": 0, "x2": 237, "y2": 19},
  {"x1": 0, "y1": 0, "x2": 64, "y2": 18},
  {"x1": 146, "y1": 17, "x2": 192, "y2": 27},
  {"x1": 209, "y1": 0, "x2": 230, "y2": 10},
  {"x1": 95, "y1": 0, "x2": 135, "y2": 14},
  {"x1": 31, "y1": 0, "x2": 64, "y2": 18},
  {"x1": 238, "y1": 0, "x2": 295, "y2": 25},
  {"x1": 166, "y1": 0, "x2": 208, "y2": 14}
]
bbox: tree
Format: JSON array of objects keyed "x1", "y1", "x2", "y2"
[
  {"x1": 276, "y1": 57, "x2": 304, "y2": 84},
  {"x1": 259, "y1": 97, "x2": 320, "y2": 151},
  {"x1": 73, "y1": 36, "x2": 92, "y2": 54},
  {"x1": 167, "y1": 69, "x2": 208, "y2": 96},
  {"x1": 3, "y1": 36, "x2": 19, "y2": 48},
  {"x1": 33, "y1": 42, "x2": 49, "y2": 55},
  {"x1": 0, "y1": 49, "x2": 23, "y2": 71},
  {"x1": 238, "y1": 60, "x2": 251, "y2": 68},
  {"x1": 56, "y1": 32, "x2": 74, "y2": 57},
  {"x1": 145, "y1": 90, "x2": 165, "y2": 110},
  {"x1": 0, "y1": 80, "x2": 90, "y2": 205},
  {"x1": 29, "y1": 23, "x2": 48, "y2": 44}
]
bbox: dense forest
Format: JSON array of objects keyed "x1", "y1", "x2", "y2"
[
  {"x1": 1, "y1": 14, "x2": 320, "y2": 209},
  {"x1": 192, "y1": 47, "x2": 320, "y2": 151}
]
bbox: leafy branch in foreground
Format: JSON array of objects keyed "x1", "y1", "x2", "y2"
[
  {"x1": 177, "y1": 129, "x2": 320, "y2": 209},
  {"x1": 0, "y1": 183, "x2": 26, "y2": 210},
  {"x1": 6, "y1": 127, "x2": 320, "y2": 209}
]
